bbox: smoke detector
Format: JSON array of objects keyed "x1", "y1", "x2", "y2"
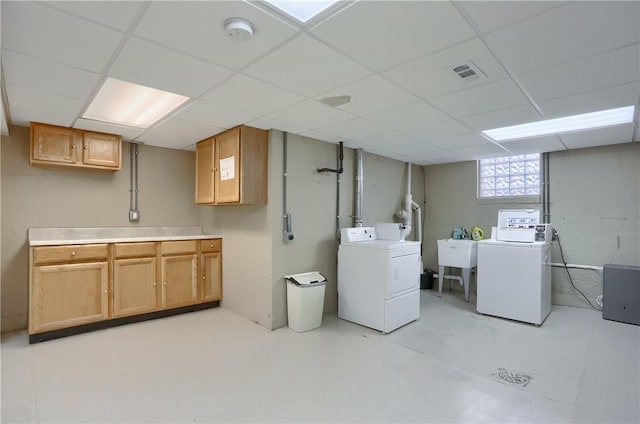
[{"x1": 224, "y1": 18, "x2": 254, "y2": 41}]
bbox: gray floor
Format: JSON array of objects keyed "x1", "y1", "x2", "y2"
[{"x1": 2, "y1": 290, "x2": 639, "y2": 423}]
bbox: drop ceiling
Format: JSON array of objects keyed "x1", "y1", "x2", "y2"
[{"x1": 1, "y1": 1, "x2": 638, "y2": 165}]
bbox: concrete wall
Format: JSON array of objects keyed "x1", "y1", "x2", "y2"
[
  {"x1": 1, "y1": 125, "x2": 206, "y2": 331},
  {"x1": 423, "y1": 142, "x2": 640, "y2": 308},
  {"x1": 268, "y1": 131, "x2": 425, "y2": 329}
]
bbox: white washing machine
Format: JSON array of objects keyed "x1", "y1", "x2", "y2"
[
  {"x1": 477, "y1": 239, "x2": 552, "y2": 325},
  {"x1": 338, "y1": 227, "x2": 421, "y2": 333}
]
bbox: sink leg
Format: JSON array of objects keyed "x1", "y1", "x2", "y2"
[
  {"x1": 462, "y1": 268, "x2": 471, "y2": 302},
  {"x1": 438, "y1": 265, "x2": 445, "y2": 297}
]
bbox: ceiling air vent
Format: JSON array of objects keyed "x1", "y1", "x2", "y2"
[{"x1": 449, "y1": 61, "x2": 487, "y2": 82}]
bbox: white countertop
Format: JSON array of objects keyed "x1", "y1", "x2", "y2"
[{"x1": 28, "y1": 226, "x2": 221, "y2": 246}]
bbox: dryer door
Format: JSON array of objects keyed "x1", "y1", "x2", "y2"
[{"x1": 386, "y1": 253, "x2": 419, "y2": 298}]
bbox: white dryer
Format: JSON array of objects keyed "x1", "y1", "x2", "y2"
[{"x1": 338, "y1": 227, "x2": 421, "y2": 333}]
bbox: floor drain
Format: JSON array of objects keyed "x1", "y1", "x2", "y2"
[{"x1": 491, "y1": 368, "x2": 532, "y2": 387}]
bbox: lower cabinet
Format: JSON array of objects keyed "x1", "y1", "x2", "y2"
[
  {"x1": 29, "y1": 238, "x2": 222, "y2": 340},
  {"x1": 162, "y1": 255, "x2": 198, "y2": 309},
  {"x1": 113, "y1": 257, "x2": 158, "y2": 318},
  {"x1": 30, "y1": 261, "x2": 108, "y2": 334},
  {"x1": 200, "y1": 239, "x2": 222, "y2": 302}
]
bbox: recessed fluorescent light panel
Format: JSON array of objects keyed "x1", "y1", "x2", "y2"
[
  {"x1": 482, "y1": 105, "x2": 635, "y2": 142},
  {"x1": 83, "y1": 78, "x2": 190, "y2": 128},
  {"x1": 262, "y1": 0, "x2": 342, "y2": 23}
]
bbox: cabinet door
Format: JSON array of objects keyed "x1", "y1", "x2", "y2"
[
  {"x1": 113, "y1": 258, "x2": 157, "y2": 318},
  {"x1": 31, "y1": 123, "x2": 79, "y2": 164},
  {"x1": 195, "y1": 137, "x2": 215, "y2": 204},
  {"x1": 161, "y1": 255, "x2": 197, "y2": 309},
  {"x1": 82, "y1": 131, "x2": 121, "y2": 169},
  {"x1": 201, "y1": 252, "x2": 222, "y2": 302},
  {"x1": 214, "y1": 128, "x2": 241, "y2": 204},
  {"x1": 30, "y1": 262, "x2": 108, "y2": 334}
]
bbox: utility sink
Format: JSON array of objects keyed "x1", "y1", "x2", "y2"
[{"x1": 437, "y1": 239, "x2": 478, "y2": 268}]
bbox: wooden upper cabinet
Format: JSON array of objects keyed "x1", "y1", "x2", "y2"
[
  {"x1": 195, "y1": 125, "x2": 268, "y2": 205},
  {"x1": 82, "y1": 131, "x2": 121, "y2": 169},
  {"x1": 195, "y1": 137, "x2": 215, "y2": 204},
  {"x1": 30, "y1": 122, "x2": 121, "y2": 171},
  {"x1": 31, "y1": 123, "x2": 79, "y2": 164},
  {"x1": 215, "y1": 128, "x2": 241, "y2": 204}
]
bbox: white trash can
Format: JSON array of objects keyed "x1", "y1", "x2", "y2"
[{"x1": 284, "y1": 271, "x2": 327, "y2": 332}]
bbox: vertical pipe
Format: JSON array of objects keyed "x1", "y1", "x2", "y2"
[
  {"x1": 542, "y1": 152, "x2": 550, "y2": 224},
  {"x1": 283, "y1": 132, "x2": 293, "y2": 242},
  {"x1": 354, "y1": 148, "x2": 364, "y2": 227},
  {"x1": 336, "y1": 142, "x2": 343, "y2": 239}
]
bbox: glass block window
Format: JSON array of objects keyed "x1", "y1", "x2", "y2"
[{"x1": 479, "y1": 154, "x2": 540, "y2": 198}]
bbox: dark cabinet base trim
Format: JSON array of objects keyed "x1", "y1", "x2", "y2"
[{"x1": 29, "y1": 301, "x2": 220, "y2": 344}]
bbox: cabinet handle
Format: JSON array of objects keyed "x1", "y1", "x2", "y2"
[
  {"x1": 209, "y1": 244, "x2": 213, "y2": 248},
  {"x1": 163, "y1": 281, "x2": 167, "y2": 286},
  {"x1": 103, "y1": 289, "x2": 107, "y2": 294},
  {"x1": 153, "y1": 282, "x2": 156, "y2": 286},
  {"x1": 71, "y1": 144, "x2": 76, "y2": 150},
  {"x1": 71, "y1": 251, "x2": 76, "y2": 256},
  {"x1": 202, "y1": 275, "x2": 206, "y2": 280},
  {"x1": 84, "y1": 146, "x2": 89, "y2": 151}
]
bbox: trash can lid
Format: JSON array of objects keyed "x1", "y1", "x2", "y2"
[{"x1": 284, "y1": 271, "x2": 327, "y2": 285}]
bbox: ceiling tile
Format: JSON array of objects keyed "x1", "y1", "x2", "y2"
[
  {"x1": 458, "y1": 105, "x2": 542, "y2": 131},
  {"x1": 519, "y1": 44, "x2": 640, "y2": 103},
  {"x1": 134, "y1": 1, "x2": 298, "y2": 70},
  {"x1": 316, "y1": 118, "x2": 391, "y2": 141},
  {"x1": 140, "y1": 118, "x2": 223, "y2": 144},
  {"x1": 244, "y1": 34, "x2": 371, "y2": 97},
  {"x1": 384, "y1": 38, "x2": 509, "y2": 100},
  {"x1": 496, "y1": 135, "x2": 566, "y2": 154},
  {"x1": 136, "y1": 120, "x2": 210, "y2": 149},
  {"x1": 448, "y1": 143, "x2": 511, "y2": 160},
  {"x1": 558, "y1": 124, "x2": 635, "y2": 149},
  {"x1": 266, "y1": 99, "x2": 353, "y2": 130},
  {"x1": 174, "y1": 100, "x2": 259, "y2": 129},
  {"x1": 202, "y1": 74, "x2": 304, "y2": 115},
  {"x1": 6, "y1": 84, "x2": 84, "y2": 124},
  {"x1": 310, "y1": 1, "x2": 475, "y2": 71},
  {"x1": 8, "y1": 107, "x2": 74, "y2": 128},
  {"x1": 300, "y1": 130, "x2": 343, "y2": 144},
  {"x1": 457, "y1": 1, "x2": 568, "y2": 34},
  {"x1": 382, "y1": 141, "x2": 448, "y2": 156},
  {"x1": 1, "y1": 1, "x2": 123, "y2": 73},
  {"x1": 355, "y1": 131, "x2": 419, "y2": 149},
  {"x1": 109, "y1": 37, "x2": 233, "y2": 97},
  {"x1": 74, "y1": 118, "x2": 146, "y2": 141},
  {"x1": 315, "y1": 75, "x2": 418, "y2": 116},
  {"x1": 1, "y1": 50, "x2": 100, "y2": 100},
  {"x1": 41, "y1": 1, "x2": 144, "y2": 31},
  {"x1": 428, "y1": 133, "x2": 491, "y2": 149},
  {"x1": 246, "y1": 117, "x2": 310, "y2": 134},
  {"x1": 539, "y1": 82, "x2": 640, "y2": 119},
  {"x1": 430, "y1": 79, "x2": 529, "y2": 118},
  {"x1": 402, "y1": 120, "x2": 474, "y2": 142},
  {"x1": 365, "y1": 102, "x2": 450, "y2": 131},
  {"x1": 485, "y1": 1, "x2": 640, "y2": 75}
]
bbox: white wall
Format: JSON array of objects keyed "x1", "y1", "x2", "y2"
[{"x1": 423, "y1": 142, "x2": 640, "y2": 308}]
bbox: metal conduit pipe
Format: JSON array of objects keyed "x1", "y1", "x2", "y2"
[
  {"x1": 128, "y1": 143, "x2": 140, "y2": 222},
  {"x1": 283, "y1": 132, "x2": 293, "y2": 242},
  {"x1": 354, "y1": 148, "x2": 364, "y2": 227},
  {"x1": 542, "y1": 152, "x2": 550, "y2": 224}
]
